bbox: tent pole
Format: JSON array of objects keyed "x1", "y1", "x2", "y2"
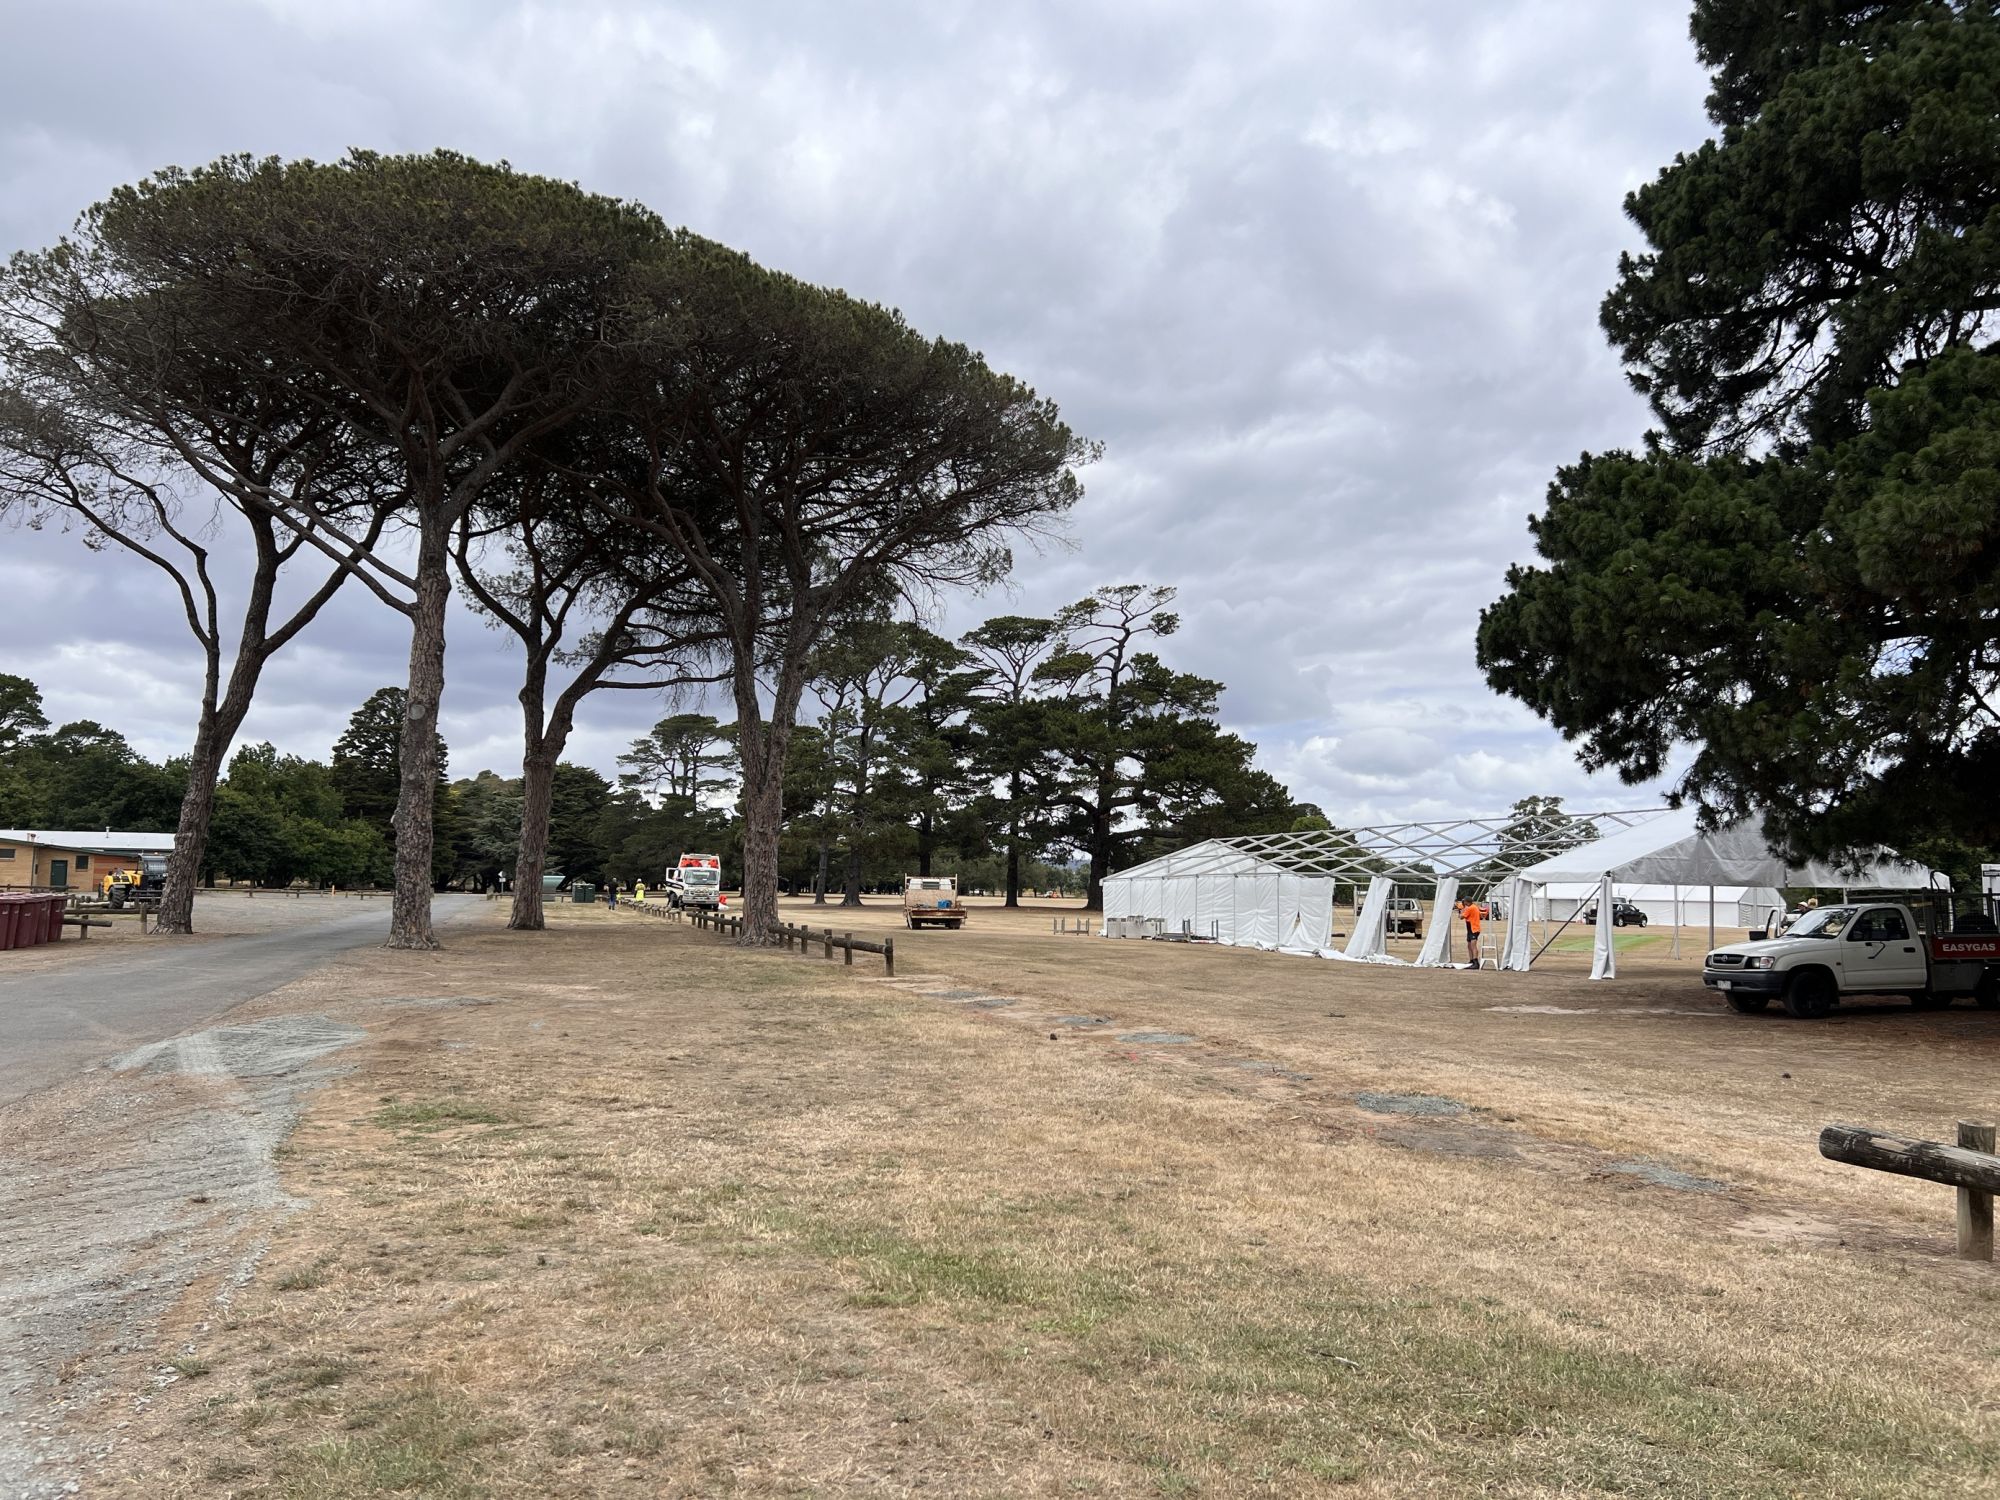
[
  {"x1": 1672, "y1": 884, "x2": 1680, "y2": 960},
  {"x1": 1707, "y1": 884, "x2": 1715, "y2": 953}
]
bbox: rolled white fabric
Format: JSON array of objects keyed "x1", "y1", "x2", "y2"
[
  {"x1": 1499, "y1": 877, "x2": 1534, "y2": 971},
  {"x1": 1415, "y1": 877, "x2": 1459, "y2": 967},
  {"x1": 1343, "y1": 875, "x2": 1394, "y2": 959},
  {"x1": 1589, "y1": 873, "x2": 1617, "y2": 980}
]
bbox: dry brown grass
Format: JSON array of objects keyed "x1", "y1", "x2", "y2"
[{"x1": 90, "y1": 899, "x2": 2000, "y2": 1498}]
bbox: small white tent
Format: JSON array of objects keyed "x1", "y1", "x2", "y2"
[
  {"x1": 1514, "y1": 809, "x2": 1940, "y2": 979},
  {"x1": 1101, "y1": 839, "x2": 1335, "y2": 951}
]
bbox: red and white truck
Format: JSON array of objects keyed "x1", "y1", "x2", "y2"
[{"x1": 668, "y1": 852, "x2": 723, "y2": 912}]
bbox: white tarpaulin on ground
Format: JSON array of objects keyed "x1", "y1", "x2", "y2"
[
  {"x1": 1343, "y1": 875, "x2": 1394, "y2": 959},
  {"x1": 1514, "y1": 809, "x2": 1939, "y2": 979},
  {"x1": 1499, "y1": 877, "x2": 1533, "y2": 971},
  {"x1": 1415, "y1": 877, "x2": 1460, "y2": 967},
  {"x1": 1101, "y1": 840, "x2": 1332, "y2": 951}
]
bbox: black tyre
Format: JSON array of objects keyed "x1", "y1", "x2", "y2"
[
  {"x1": 1976, "y1": 975, "x2": 1999, "y2": 1011},
  {"x1": 1783, "y1": 970, "x2": 1836, "y2": 1019},
  {"x1": 1725, "y1": 992, "x2": 1770, "y2": 1014}
]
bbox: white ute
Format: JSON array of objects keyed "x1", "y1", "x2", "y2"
[{"x1": 1703, "y1": 901, "x2": 2000, "y2": 1019}]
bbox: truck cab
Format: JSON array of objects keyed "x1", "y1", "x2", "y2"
[
  {"x1": 1703, "y1": 901, "x2": 2000, "y2": 1018},
  {"x1": 674, "y1": 854, "x2": 723, "y2": 910}
]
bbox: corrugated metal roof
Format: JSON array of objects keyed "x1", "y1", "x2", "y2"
[{"x1": 0, "y1": 829, "x2": 178, "y2": 854}]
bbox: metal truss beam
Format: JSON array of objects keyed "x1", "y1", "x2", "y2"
[{"x1": 1199, "y1": 807, "x2": 1672, "y2": 889}]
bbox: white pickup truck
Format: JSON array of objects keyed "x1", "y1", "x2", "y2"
[{"x1": 1703, "y1": 901, "x2": 2000, "y2": 1018}]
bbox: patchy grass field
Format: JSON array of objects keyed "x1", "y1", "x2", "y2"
[{"x1": 88, "y1": 899, "x2": 2000, "y2": 1497}]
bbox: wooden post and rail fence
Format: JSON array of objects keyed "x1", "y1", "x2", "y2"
[
  {"x1": 1819, "y1": 1120, "x2": 1998, "y2": 1262},
  {"x1": 676, "y1": 905, "x2": 895, "y2": 975}
]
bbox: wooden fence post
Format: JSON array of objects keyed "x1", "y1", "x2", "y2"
[
  {"x1": 884, "y1": 935, "x2": 895, "y2": 977},
  {"x1": 844, "y1": 932, "x2": 853, "y2": 966},
  {"x1": 1962, "y1": 1120, "x2": 1997, "y2": 1262}
]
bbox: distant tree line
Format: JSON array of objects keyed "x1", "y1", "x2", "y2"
[{"x1": 0, "y1": 571, "x2": 1317, "y2": 907}]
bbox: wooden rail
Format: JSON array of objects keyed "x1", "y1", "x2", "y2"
[
  {"x1": 1819, "y1": 1121, "x2": 1999, "y2": 1261},
  {"x1": 685, "y1": 907, "x2": 893, "y2": 975},
  {"x1": 618, "y1": 900, "x2": 685, "y2": 923}
]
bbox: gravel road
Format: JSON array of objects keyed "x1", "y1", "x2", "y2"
[
  {"x1": 0, "y1": 893, "x2": 481, "y2": 1497},
  {"x1": 0, "y1": 895, "x2": 478, "y2": 1109}
]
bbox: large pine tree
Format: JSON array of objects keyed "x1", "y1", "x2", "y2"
[{"x1": 1480, "y1": 1, "x2": 2000, "y2": 856}]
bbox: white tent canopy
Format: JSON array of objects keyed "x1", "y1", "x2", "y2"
[
  {"x1": 1514, "y1": 806, "x2": 1938, "y2": 891},
  {"x1": 1514, "y1": 808, "x2": 1940, "y2": 979}
]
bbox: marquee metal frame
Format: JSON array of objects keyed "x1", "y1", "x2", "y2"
[{"x1": 1120, "y1": 807, "x2": 1674, "y2": 891}]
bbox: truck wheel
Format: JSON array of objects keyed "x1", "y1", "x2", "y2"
[
  {"x1": 1976, "y1": 975, "x2": 1999, "y2": 1011},
  {"x1": 1724, "y1": 993, "x2": 1770, "y2": 1014},
  {"x1": 1782, "y1": 970, "x2": 1836, "y2": 1020}
]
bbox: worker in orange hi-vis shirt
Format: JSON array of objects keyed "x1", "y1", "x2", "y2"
[{"x1": 1461, "y1": 899, "x2": 1483, "y2": 970}]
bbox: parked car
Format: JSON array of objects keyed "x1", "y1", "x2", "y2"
[
  {"x1": 1386, "y1": 897, "x2": 1424, "y2": 935},
  {"x1": 1581, "y1": 898, "x2": 1649, "y2": 928}
]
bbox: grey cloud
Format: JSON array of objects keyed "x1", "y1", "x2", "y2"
[{"x1": 1, "y1": 0, "x2": 1712, "y2": 821}]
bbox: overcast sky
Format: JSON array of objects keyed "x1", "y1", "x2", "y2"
[{"x1": 0, "y1": 0, "x2": 1712, "y2": 826}]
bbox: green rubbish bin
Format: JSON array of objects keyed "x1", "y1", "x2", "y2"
[{"x1": 571, "y1": 882, "x2": 596, "y2": 904}]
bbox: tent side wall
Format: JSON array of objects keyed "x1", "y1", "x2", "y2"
[{"x1": 1101, "y1": 852, "x2": 1330, "y2": 949}]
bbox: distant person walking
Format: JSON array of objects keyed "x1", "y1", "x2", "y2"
[
  {"x1": 603, "y1": 880, "x2": 618, "y2": 910},
  {"x1": 1461, "y1": 899, "x2": 1483, "y2": 969}
]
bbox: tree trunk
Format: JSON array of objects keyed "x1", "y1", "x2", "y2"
[
  {"x1": 156, "y1": 704, "x2": 230, "y2": 935},
  {"x1": 1004, "y1": 768, "x2": 1024, "y2": 908},
  {"x1": 157, "y1": 628, "x2": 268, "y2": 934},
  {"x1": 842, "y1": 844, "x2": 863, "y2": 907},
  {"x1": 814, "y1": 839, "x2": 829, "y2": 904},
  {"x1": 1086, "y1": 809, "x2": 1109, "y2": 912},
  {"x1": 388, "y1": 523, "x2": 450, "y2": 950},
  {"x1": 511, "y1": 745, "x2": 557, "y2": 931},
  {"x1": 508, "y1": 649, "x2": 572, "y2": 932},
  {"x1": 917, "y1": 811, "x2": 934, "y2": 877},
  {"x1": 732, "y1": 673, "x2": 809, "y2": 943},
  {"x1": 736, "y1": 728, "x2": 786, "y2": 942}
]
